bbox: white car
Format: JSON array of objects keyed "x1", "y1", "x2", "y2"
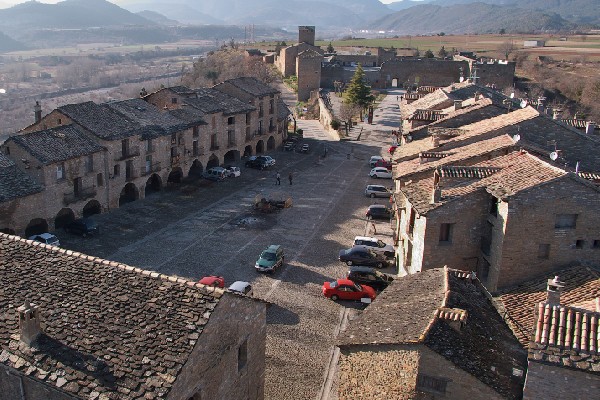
[
  {"x1": 226, "y1": 166, "x2": 241, "y2": 177},
  {"x1": 369, "y1": 156, "x2": 384, "y2": 168},
  {"x1": 353, "y1": 236, "x2": 395, "y2": 258},
  {"x1": 370, "y1": 167, "x2": 392, "y2": 179},
  {"x1": 365, "y1": 184, "x2": 391, "y2": 198},
  {"x1": 28, "y1": 233, "x2": 60, "y2": 246}
]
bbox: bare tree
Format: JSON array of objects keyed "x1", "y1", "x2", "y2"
[
  {"x1": 338, "y1": 102, "x2": 361, "y2": 136},
  {"x1": 499, "y1": 40, "x2": 516, "y2": 60}
]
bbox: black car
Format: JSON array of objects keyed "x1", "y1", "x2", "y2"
[
  {"x1": 338, "y1": 246, "x2": 390, "y2": 268},
  {"x1": 347, "y1": 266, "x2": 394, "y2": 291},
  {"x1": 64, "y1": 217, "x2": 99, "y2": 237},
  {"x1": 245, "y1": 156, "x2": 270, "y2": 170},
  {"x1": 366, "y1": 204, "x2": 392, "y2": 220}
]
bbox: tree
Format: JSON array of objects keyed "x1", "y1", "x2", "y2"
[
  {"x1": 424, "y1": 49, "x2": 434, "y2": 58},
  {"x1": 499, "y1": 28, "x2": 506, "y2": 35},
  {"x1": 437, "y1": 46, "x2": 448, "y2": 58},
  {"x1": 338, "y1": 102, "x2": 361, "y2": 135},
  {"x1": 327, "y1": 42, "x2": 335, "y2": 53},
  {"x1": 413, "y1": 48, "x2": 420, "y2": 57},
  {"x1": 344, "y1": 64, "x2": 375, "y2": 113},
  {"x1": 439, "y1": 32, "x2": 446, "y2": 36},
  {"x1": 499, "y1": 40, "x2": 515, "y2": 60}
]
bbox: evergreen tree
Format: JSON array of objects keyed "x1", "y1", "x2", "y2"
[
  {"x1": 327, "y1": 42, "x2": 335, "y2": 53},
  {"x1": 438, "y1": 46, "x2": 448, "y2": 58},
  {"x1": 344, "y1": 64, "x2": 375, "y2": 111},
  {"x1": 424, "y1": 49, "x2": 434, "y2": 58}
]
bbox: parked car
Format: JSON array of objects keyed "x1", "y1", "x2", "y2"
[
  {"x1": 365, "y1": 184, "x2": 391, "y2": 198},
  {"x1": 199, "y1": 275, "x2": 225, "y2": 288},
  {"x1": 347, "y1": 266, "x2": 394, "y2": 291},
  {"x1": 353, "y1": 236, "x2": 395, "y2": 257},
  {"x1": 301, "y1": 144, "x2": 309, "y2": 153},
  {"x1": 225, "y1": 166, "x2": 241, "y2": 177},
  {"x1": 366, "y1": 204, "x2": 392, "y2": 220},
  {"x1": 375, "y1": 159, "x2": 393, "y2": 170},
  {"x1": 338, "y1": 246, "x2": 390, "y2": 268},
  {"x1": 28, "y1": 232, "x2": 60, "y2": 246},
  {"x1": 322, "y1": 278, "x2": 376, "y2": 301},
  {"x1": 258, "y1": 155, "x2": 276, "y2": 166},
  {"x1": 203, "y1": 167, "x2": 227, "y2": 181},
  {"x1": 255, "y1": 245, "x2": 285, "y2": 273},
  {"x1": 369, "y1": 167, "x2": 393, "y2": 179},
  {"x1": 228, "y1": 281, "x2": 253, "y2": 295},
  {"x1": 64, "y1": 217, "x2": 99, "y2": 237},
  {"x1": 284, "y1": 142, "x2": 295, "y2": 151},
  {"x1": 369, "y1": 156, "x2": 384, "y2": 168},
  {"x1": 245, "y1": 156, "x2": 270, "y2": 170}
]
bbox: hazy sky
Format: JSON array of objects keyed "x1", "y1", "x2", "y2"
[{"x1": 0, "y1": 0, "x2": 404, "y2": 6}]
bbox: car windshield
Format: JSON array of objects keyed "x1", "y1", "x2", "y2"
[
  {"x1": 260, "y1": 251, "x2": 276, "y2": 261},
  {"x1": 354, "y1": 283, "x2": 363, "y2": 291}
]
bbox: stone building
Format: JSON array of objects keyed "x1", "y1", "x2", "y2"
[
  {"x1": 275, "y1": 26, "x2": 324, "y2": 79},
  {"x1": 0, "y1": 233, "x2": 267, "y2": 399},
  {"x1": 496, "y1": 268, "x2": 600, "y2": 399},
  {"x1": 393, "y1": 149, "x2": 600, "y2": 292},
  {"x1": 336, "y1": 267, "x2": 526, "y2": 399}
]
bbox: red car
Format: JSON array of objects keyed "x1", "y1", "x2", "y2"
[
  {"x1": 374, "y1": 159, "x2": 393, "y2": 171},
  {"x1": 322, "y1": 279, "x2": 377, "y2": 301},
  {"x1": 198, "y1": 276, "x2": 225, "y2": 288}
]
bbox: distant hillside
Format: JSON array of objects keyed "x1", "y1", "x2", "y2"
[
  {"x1": 0, "y1": 30, "x2": 26, "y2": 52},
  {"x1": 369, "y1": 3, "x2": 574, "y2": 34},
  {"x1": 127, "y1": 3, "x2": 224, "y2": 25},
  {"x1": 387, "y1": 1, "x2": 432, "y2": 11},
  {"x1": 136, "y1": 10, "x2": 180, "y2": 25}
]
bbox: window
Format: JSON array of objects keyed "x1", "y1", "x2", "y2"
[
  {"x1": 227, "y1": 116, "x2": 235, "y2": 125},
  {"x1": 228, "y1": 130, "x2": 235, "y2": 147},
  {"x1": 97, "y1": 173, "x2": 104, "y2": 187},
  {"x1": 193, "y1": 126, "x2": 199, "y2": 137},
  {"x1": 269, "y1": 99, "x2": 274, "y2": 114},
  {"x1": 4, "y1": 146, "x2": 9, "y2": 155},
  {"x1": 489, "y1": 196, "x2": 498, "y2": 216},
  {"x1": 246, "y1": 113, "x2": 251, "y2": 124},
  {"x1": 417, "y1": 374, "x2": 448, "y2": 395},
  {"x1": 74, "y1": 177, "x2": 82, "y2": 195},
  {"x1": 57, "y1": 118, "x2": 62, "y2": 125},
  {"x1": 259, "y1": 103, "x2": 264, "y2": 117},
  {"x1": 86, "y1": 154, "x2": 94, "y2": 173},
  {"x1": 211, "y1": 115, "x2": 216, "y2": 128},
  {"x1": 538, "y1": 244, "x2": 550, "y2": 259},
  {"x1": 439, "y1": 223, "x2": 454, "y2": 243},
  {"x1": 146, "y1": 139, "x2": 153, "y2": 152},
  {"x1": 171, "y1": 97, "x2": 178, "y2": 104},
  {"x1": 210, "y1": 134, "x2": 218, "y2": 150},
  {"x1": 555, "y1": 214, "x2": 578, "y2": 229},
  {"x1": 113, "y1": 164, "x2": 120, "y2": 177},
  {"x1": 178, "y1": 134, "x2": 184, "y2": 145},
  {"x1": 121, "y1": 139, "x2": 129, "y2": 157},
  {"x1": 238, "y1": 339, "x2": 248, "y2": 371},
  {"x1": 575, "y1": 240, "x2": 585, "y2": 249},
  {"x1": 56, "y1": 163, "x2": 65, "y2": 180},
  {"x1": 193, "y1": 140, "x2": 199, "y2": 157},
  {"x1": 408, "y1": 208, "x2": 416, "y2": 235},
  {"x1": 593, "y1": 240, "x2": 600, "y2": 249},
  {"x1": 171, "y1": 132, "x2": 177, "y2": 144}
]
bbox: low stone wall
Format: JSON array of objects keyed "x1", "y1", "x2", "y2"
[{"x1": 318, "y1": 97, "x2": 341, "y2": 140}]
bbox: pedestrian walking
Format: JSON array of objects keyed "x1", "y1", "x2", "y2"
[
  {"x1": 276, "y1": 172, "x2": 281, "y2": 185},
  {"x1": 371, "y1": 222, "x2": 377, "y2": 235},
  {"x1": 288, "y1": 172, "x2": 293, "y2": 185}
]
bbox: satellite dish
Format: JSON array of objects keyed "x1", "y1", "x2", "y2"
[
  {"x1": 510, "y1": 92, "x2": 515, "y2": 99},
  {"x1": 512, "y1": 134, "x2": 520, "y2": 142},
  {"x1": 520, "y1": 100, "x2": 528, "y2": 108},
  {"x1": 549, "y1": 151, "x2": 558, "y2": 161},
  {"x1": 0, "y1": 88, "x2": 5, "y2": 94}
]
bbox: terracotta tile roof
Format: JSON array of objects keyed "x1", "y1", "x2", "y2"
[
  {"x1": 495, "y1": 265, "x2": 600, "y2": 347},
  {"x1": 0, "y1": 233, "x2": 227, "y2": 399},
  {"x1": 0, "y1": 154, "x2": 43, "y2": 202},
  {"x1": 561, "y1": 118, "x2": 596, "y2": 130},
  {"x1": 59, "y1": 101, "x2": 143, "y2": 141},
  {"x1": 409, "y1": 109, "x2": 447, "y2": 121},
  {"x1": 185, "y1": 88, "x2": 256, "y2": 116},
  {"x1": 577, "y1": 171, "x2": 600, "y2": 182},
  {"x1": 395, "y1": 134, "x2": 516, "y2": 180},
  {"x1": 338, "y1": 267, "x2": 526, "y2": 399},
  {"x1": 439, "y1": 165, "x2": 502, "y2": 178},
  {"x1": 401, "y1": 89, "x2": 451, "y2": 120},
  {"x1": 217, "y1": 77, "x2": 279, "y2": 97},
  {"x1": 6, "y1": 125, "x2": 104, "y2": 164}
]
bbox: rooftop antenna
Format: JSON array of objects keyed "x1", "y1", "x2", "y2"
[
  {"x1": 469, "y1": 64, "x2": 479, "y2": 84},
  {"x1": 549, "y1": 151, "x2": 558, "y2": 161}
]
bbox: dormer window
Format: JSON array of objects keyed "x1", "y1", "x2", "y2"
[
  {"x1": 228, "y1": 116, "x2": 235, "y2": 125},
  {"x1": 4, "y1": 146, "x2": 9, "y2": 155},
  {"x1": 57, "y1": 118, "x2": 62, "y2": 125},
  {"x1": 171, "y1": 97, "x2": 178, "y2": 104}
]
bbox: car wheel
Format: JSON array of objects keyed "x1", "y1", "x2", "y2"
[
  {"x1": 346, "y1": 260, "x2": 353, "y2": 266},
  {"x1": 370, "y1": 193, "x2": 376, "y2": 198},
  {"x1": 331, "y1": 295, "x2": 339, "y2": 301},
  {"x1": 367, "y1": 215, "x2": 372, "y2": 220},
  {"x1": 376, "y1": 262, "x2": 383, "y2": 268}
]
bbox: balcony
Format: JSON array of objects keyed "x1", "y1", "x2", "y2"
[
  {"x1": 114, "y1": 146, "x2": 140, "y2": 161},
  {"x1": 141, "y1": 162, "x2": 162, "y2": 176},
  {"x1": 63, "y1": 186, "x2": 96, "y2": 205}
]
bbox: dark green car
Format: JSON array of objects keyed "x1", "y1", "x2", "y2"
[{"x1": 255, "y1": 245, "x2": 284, "y2": 273}]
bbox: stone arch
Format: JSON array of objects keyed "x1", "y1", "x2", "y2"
[
  {"x1": 145, "y1": 173, "x2": 162, "y2": 196},
  {"x1": 243, "y1": 145, "x2": 253, "y2": 157},
  {"x1": 167, "y1": 167, "x2": 183, "y2": 184},
  {"x1": 54, "y1": 208, "x2": 75, "y2": 230},
  {"x1": 83, "y1": 200, "x2": 102, "y2": 218},
  {"x1": 25, "y1": 218, "x2": 48, "y2": 237},
  {"x1": 188, "y1": 160, "x2": 203, "y2": 180},
  {"x1": 0, "y1": 227, "x2": 16, "y2": 235},
  {"x1": 119, "y1": 182, "x2": 139, "y2": 206},
  {"x1": 224, "y1": 150, "x2": 239, "y2": 165},
  {"x1": 256, "y1": 140, "x2": 265, "y2": 154},
  {"x1": 207, "y1": 154, "x2": 219, "y2": 169},
  {"x1": 267, "y1": 136, "x2": 275, "y2": 151},
  {"x1": 391, "y1": 78, "x2": 398, "y2": 88}
]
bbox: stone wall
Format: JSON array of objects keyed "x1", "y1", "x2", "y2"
[
  {"x1": 297, "y1": 52, "x2": 322, "y2": 102},
  {"x1": 523, "y1": 361, "x2": 600, "y2": 400},
  {"x1": 317, "y1": 97, "x2": 340, "y2": 140},
  {"x1": 168, "y1": 293, "x2": 267, "y2": 400},
  {"x1": 380, "y1": 60, "x2": 469, "y2": 89}
]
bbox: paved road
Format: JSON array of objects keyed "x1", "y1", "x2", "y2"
[{"x1": 58, "y1": 92, "x2": 401, "y2": 400}]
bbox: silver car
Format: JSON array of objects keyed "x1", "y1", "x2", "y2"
[{"x1": 365, "y1": 184, "x2": 391, "y2": 198}]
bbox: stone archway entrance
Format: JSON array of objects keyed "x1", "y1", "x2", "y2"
[
  {"x1": 256, "y1": 140, "x2": 264, "y2": 154},
  {"x1": 392, "y1": 78, "x2": 398, "y2": 88},
  {"x1": 25, "y1": 218, "x2": 48, "y2": 237},
  {"x1": 145, "y1": 173, "x2": 162, "y2": 195},
  {"x1": 207, "y1": 154, "x2": 219, "y2": 169},
  {"x1": 224, "y1": 150, "x2": 239, "y2": 165},
  {"x1": 54, "y1": 208, "x2": 75, "y2": 230},
  {"x1": 119, "y1": 183, "x2": 139, "y2": 206},
  {"x1": 243, "y1": 145, "x2": 253, "y2": 157},
  {"x1": 83, "y1": 200, "x2": 102, "y2": 217},
  {"x1": 267, "y1": 136, "x2": 275, "y2": 151},
  {"x1": 188, "y1": 160, "x2": 203, "y2": 180},
  {"x1": 167, "y1": 168, "x2": 183, "y2": 184}
]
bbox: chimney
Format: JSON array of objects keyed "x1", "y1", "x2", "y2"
[
  {"x1": 537, "y1": 97, "x2": 546, "y2": 112},
  {"x1": 454, "y1": 100, "x2": 463, "y2": 111},
  {"x1": 34, "y1": 101, "x2": 42, "y2": 124},
  {"x1": 431, "y1": 182, "x2": 441, "y2": 204},
  {"x1": 18, "y1": 300, "x2": 41, "y2": 346},
  {"x1": 552, "y1": 108, "x2": 561, "y2": 120},
  {"x1": 546, "y1": 276, "x2": 565, "y2": 306},
  {"x1": 474, "y1": 91, "x2": 481, "y2": 101},
  {"x1": 431, "y1": 136, "x2": 440, "y2": 147},
  {"x1": 586, "y1": 121, "x2": 595, "y2": 135}
]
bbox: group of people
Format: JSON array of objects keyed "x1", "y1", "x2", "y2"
[{"x1": 275, "y1": 172, "x2": 292, "y2": 185}]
